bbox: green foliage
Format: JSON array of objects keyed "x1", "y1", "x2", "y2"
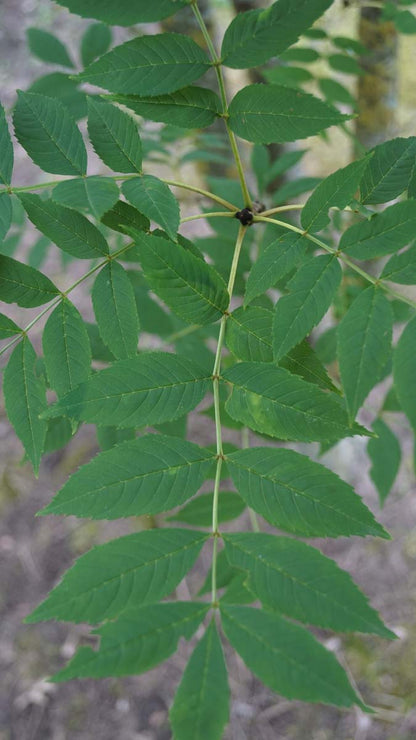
[{"x1": 3, "y1": 0, "x2": 415, "y2": 735}]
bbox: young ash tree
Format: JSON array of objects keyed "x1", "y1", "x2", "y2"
[{"x1": 1, "y1": 0, "x2": 416, "y2": 736}]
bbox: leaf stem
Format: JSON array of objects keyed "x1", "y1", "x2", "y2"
[
  {"x1": 180, "y1": 211, "x2": 236, "y2": 224},
  {"x1": 0, "y1": 241, "x2": 136, "y2": 358},
  {"x1": 4, "y1": 176, "x2": 238, "y2": 212},
  {"x1": 211, "y1": 224, "x2": 247, "y2": 605},
  {"x1": 254, "y1": 215, "x2": 416, "y2": 311},
  {"x1": 190, "y1": 1, "x2": 252, "y2": 208},
  {"x1": 261, "y1": 204, "x2": 304, "y2": 217}
]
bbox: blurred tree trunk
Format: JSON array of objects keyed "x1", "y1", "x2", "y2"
[{"x1": 355, "y1": 4, "x2": 398, "y2": 150}]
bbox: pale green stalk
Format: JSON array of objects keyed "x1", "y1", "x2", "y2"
[
  {"x1": 3, "y1": 176, "x2": 238, "y2": 211},
  {"x1": 190, "y1": 1, "x2": 252, "y2": 208},
  {"x1": 211, "y1": 225, "x2": 247, "y2": 605},
  {"x1": 180, "y1": 211, "x2": 236, "y2": 224},
  {"x1": 254, "y1": 214, "x2": 416, "y2": 311}
]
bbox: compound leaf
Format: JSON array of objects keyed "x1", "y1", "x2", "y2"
[
  {"x1": 43, "y1": 352, "x2": 210, "y2": 428},
  {"x1": 340, "y1": 200, "x2": 416, "y2": 259},
  {"x1": 133, "y1": 231, "x2": 228, "y2": 325},
  {"x1": 223, "y1": 533, "x2": 394, "y2": 637},
  {"x1": 273, "y1": 255, "x2": 341, "y2": 361},
  {"x1": 92, "y1": 261, "x2": 139, "y2": 359},
  {"x1": 26, "y1": 528, "x2": 208, "y2": 624},
  {"x1": 19, "y1": 193, "x2": 109, "y2": 259},
  {"x1": 40, "y1": 434, "x2": 214, "y2": 519},
  {"x1": 226, "y1": 306, "x2": 273, "y2": 362},
  {"x1": 0, "y1": 254, "x2": 59, "y2": 307},
  {"x1": 226, "y1": 447, "x2": 388, "y2": 539},
  {"x1": 228, "y1": 85, "x2": 349, "y2": 144},
  {"x1": 52, "y1": 602, "x2": 209, "y2": 681},
  {"x1": 221, "y1": 0, "x2": 333, "y2": 69},
  {"x1": 4, "y1": 337, "x2": 47, "y2": 474},
  {"x1": 123, "y1": 176, "x2": 179, "y2": 241},
  {"x1": 87, "y1": 98, "x2": 142, "y2": 174},
  {"x1": 170, "y1": 620, "x2": 229, "y2": 740},
  {"x1": 13, "y1": 91, "x2": 87, "y2": 175},
  {"x1": 78, "y1": 34, "x2": 210, "y2": 96},
  {"x1": 42, "y1": 299, "x2": 91, "y2": 398},
  {"x1": 337, "y1": 287, "x2": 393, "y2": 422},
  {"x1": 368, "y1": 418, "x2": 401, "y2": 506},
  {"x1": 107, "y1": 87, "x2": 222, "y2": 129},
  {"x1": 221, "y1": 605, "x2": 366, "y2": 708}
]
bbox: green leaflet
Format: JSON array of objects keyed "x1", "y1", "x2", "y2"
[
  {"x1": 96, "y1": 426, "x2": 136, "y2": 452},
  {"x1": 4, "y1": 338, "x2": 47, "y2": 475},
  {"x1": 340, "y1": 200, "x2": 416, "y2": 259},
  {"x1": 220, "y1": 605, "x2": 367, "y2": 709},
  {"x1": 244, "y1": 231, "x2": 308, "y2": 306},
  {"x1": 226, "y1": 447, "x2": 388, "y2": 539},
  {"x1": 77, "y1": 34, "x2": 211, "y2": 96},
  {"x1": 55, "y1": 0, "x2": 188, "y2": 26},
  {"x1": 44, "y1": 417, "x2": 74, "y2": 454},
  {"x1": 337, "y1": 287, "x2": 393, "y2": 422},
  {"x1": 80, "y1": 23, "x2": 112, "y2": 68},
  {"x1": 223, "y1": 362, "x2": 367, "y2": 442},
  {"x1": 170, "y1": 621, "x2": 230, "y2": 740},
  {"x1": 101, "y1": 200, "x2": 150, "y2": 236},
  {"x1": 13, "y1": 91, "x2": 87, "y2": 176},
  {"x1": 381, "y1": 242, "x2": 416, "y2": 284},
  {"x1": 40, "y1": 434, "x2": 214, "y2": 519},
  {"x1": 26, "y1": 528, "x2": 208, "y2": 624},
  {"x1": 42, "y1": 299, "x2": 91, "y2": 398},
  {"x1": 122, "y1": 176, "x2": 179, "y2": 241},
  {"x1": 228, "y1": 84, "x2": 349, "y2": 144},
  {"x1": 223, "y1": 533, "x2": 394, "y2": 637},
  {"x1": 52, "y1": 177, "x2": 119, "y2": 220},
  {"x1": 52, "y1": 602, "x2": 209, "y2": 681},
  {"x1": 168, "y1": 492, "x2": 245, "y2": 527},
  {"x1": 359, "y1": 137, "x2": 416, "y2": 204},
  {"x1": 0, "y1": 313, "x2": 22, "y2": 339},
  {"x1": 0, "y1": 192, "x2": 12, "y2": 241},
  {"x1": 127, "y1": 271, "x2": 174, "y2": 337},
  {"x1": 27, "y1": 72, "x2": 87, "y2": 121},
  {"x1": 221, "y1": 0, "x2": 333, "y2": 69},
  {"x1": 27, "y1": 28, "x2": 74, "y2": 68},
  {"x1": 273, "y1": 255, "x2": 342, "y2": 361},
  {"x1": 0, "y1": 254, "x2": 59, "y2": 307},
  {"x1": 393, "y1": 315, "x2": 416, "y2": 434},
  {"x1": 0, "y1": 102, "x2": 13, "y2": 185},
  {"x1": 226, "y1": 306, "x2": 274, "y2": 362},
  {"x1": 92, "y1": 261, "x2": 139, "y2": 359},
  {"x1": 107, "y1": 87, "x2": 222, "y2": 129},
  {"x1": 368, "y1": 419, "x2": 401, "y2": 507},
  {"x1": 301, "y1": 156, "x2": 371, "y2": 233},
  {"x1": 19, "y1": 193, "x2": 109, "y2": 259},
  {"x1": 133, "y1": 231, "x2": 229, "y2": 325},
  {"x1": 87, "y1": 98, "x2": 142, "y2": 174},
  {"x1": 319, "y1": 78, "x2": 357, "y2": 108},
  {"x1": 279, "y1": 340, "x2": 339, "y2": 394},
  {"x1": 43, "y1": 352, "x2": 210, "y2": 428}
]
